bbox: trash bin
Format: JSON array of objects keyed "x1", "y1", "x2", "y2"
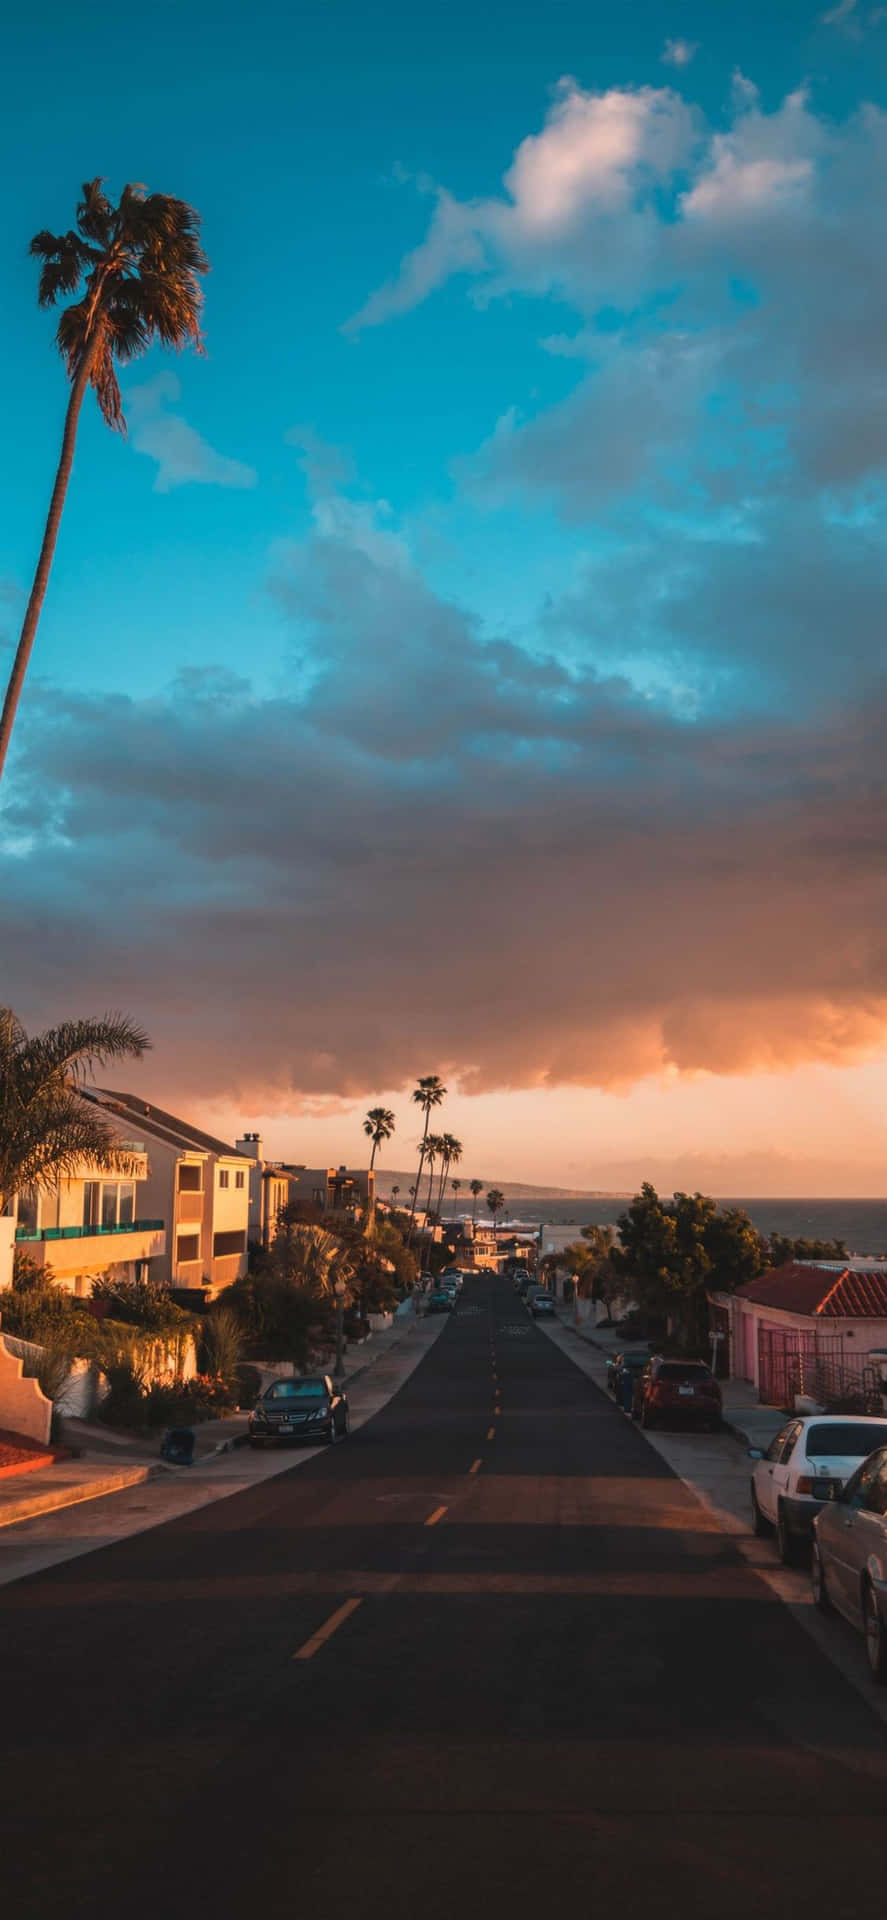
[{"x1": 160, "y1": 1426, "x2": 195, "y2": 1466}]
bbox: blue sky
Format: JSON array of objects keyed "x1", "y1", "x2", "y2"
[{"x1": 4, "y1": 0, "x2": 887, "y2": 1191}]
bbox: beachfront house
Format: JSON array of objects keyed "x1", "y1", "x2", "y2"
[
  {"x1": 85, "y1": 1091, "x2": 251, "y2": 1297},
  {"x1": 6, "y1": 1138, "x2": 166, "y2": 1297}
]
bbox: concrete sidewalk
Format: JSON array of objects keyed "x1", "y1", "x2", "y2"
[{"x1": 0, "y1": 1304, "x2": 432, "y2": 1539}]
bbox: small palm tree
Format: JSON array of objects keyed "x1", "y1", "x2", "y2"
[
  {"x1": 0, "y1": 180, "x2": 209, "y2": 782},
  {"x1": 391, "y1": 1184, "x2": 401, "y2": 1206},
  {"x1": 486, "y1": 1188, "x2": 506, "y2": 1238},
  {"x1": 0, "y1": 1007, "x2": 151, "y2": 1214},
  {"x1": 451, "y1": 1177, "x2": 462, "y2": 1210},
  {"x1": 436, "y1": 1134, "x2": 463, "y2": 1217},
  {"x1": 470, "y1": 1179, "x2": 483, "y2": 1223},
  {"x1": 406, "y1": 1074, "x2": 446, "y2": 1245},
  {"x1": 362, "y1": 1106, "x2": 395, "y2": 1171}
]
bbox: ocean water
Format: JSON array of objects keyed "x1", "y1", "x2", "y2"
[{"x1": 442, "y1": 1198, "x2": 887, "y2": 1257}]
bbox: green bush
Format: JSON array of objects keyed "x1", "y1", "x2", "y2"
[
  {"x1": 90, "y1": 1274, "x2": 194, "y2": 1334},
  {"x1": 199, "y1": 1308, "x2": 243, "y2": 1390}
]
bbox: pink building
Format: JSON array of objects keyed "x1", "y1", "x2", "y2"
[{"x1": 709, "y1": 1262, "x2": 887, "y2": 1406}]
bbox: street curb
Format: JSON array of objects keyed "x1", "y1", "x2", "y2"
[{"x1": 0, "y1": 1462, "x2": 161, "y2": 1530}]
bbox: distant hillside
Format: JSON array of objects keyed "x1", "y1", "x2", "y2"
[{"x1": 374, "y1": 1172, "x2": 631, "y2": 1201}]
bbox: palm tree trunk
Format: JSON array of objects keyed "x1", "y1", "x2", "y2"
[
  {"x1": 424, "y1": 1158, "x2": 437, "y2": 1218},
  {"x1": 406, "y1": 1132, "x2": 429, "y2": 1248},
  {"x1": 436, "y1": 1155, "x2": 450, "y2": 1219},
  {"x1": 0, "y1": 342, "x2": 98, "y2": 783}
]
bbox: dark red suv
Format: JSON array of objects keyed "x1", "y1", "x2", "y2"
[{"x1": 632, "y1": 1358, "x2": 722, "y2": 1432}]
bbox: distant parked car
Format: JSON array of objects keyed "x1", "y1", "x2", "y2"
[
  {"x1": 606, "y1": 1347, "x2": 653, "y2": 1396},
  {"x1": 750, "y1": 1415, "x2": 887, "y2": 1564},
  {"x1": 812, "y1": 1446, "x2": 887, "y2": 1680},
  {"x1": 530, "y1": 1291, "x2": 555, "y2": 1317},
  {"x1": 248, "y1": 1375, "x2": 348, "y2": 1448},
  {"x1": 633, "y1": 1358, "x2": 721, "y2": 1433},
  {"x1": 428, "y1": 1289, "x2": 455, "y2": 1314}
]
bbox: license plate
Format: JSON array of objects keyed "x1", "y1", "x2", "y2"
[
  {"x1": 678, "y1": 1386, "x2": 694, "y2": 1396},
  {"x1": 278, "y1": 1420, "x2": 292, "y2": 1432}
]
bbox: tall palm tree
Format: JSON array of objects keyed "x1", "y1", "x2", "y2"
[
  {"x1": 406, "y1": 1074, "x2": 446, "y2": 1245},
  {"x1": 0, "y1": 180, "x2": 209, "y2": 783},
  {"x1": 470, "y1": 1179, "x2": 483, "y2": 1224},
  {"x1": 436, "y1": 1134, "x2": 463, "y2": 1217},
  {"x1": 0, "y1": 1007, "x2": 151, "y2": 1214},
  {"x1": 451, "y1": 1177, "x2": 462, "y2": 1210},
  {"x1": 362, "y1": 1106, "x2": 395, "y2": 1171},
  {"x1": 391, "y1": 1184, "x2": 401, "y2": 1206}
]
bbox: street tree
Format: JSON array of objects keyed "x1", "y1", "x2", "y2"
[
  {"x1": 486, "y1": 1189, "x2": 506, "y2": 1235},
  {"x1": 362, "y1": 1107, "x2": 395, "y2": 1170},
  {"x1": 0, "y1": 1007, "x2": 150, "y2": 1214},
  {"x1": 469, "y1": 1179, "x2": 483, "y2": 1223},
  {"x1": 436, "y1": 1134, "x2": 463, "y2": 1216},
  {"x1": 406, "y1": 1074, "x2": 446, "y2": 1244},
  {"x1": 0, "y1": 180, "x2": 208, "y2": 782},
  {"x1": 612, "y1": 1183, "x2": 764, "y2": 1349}
]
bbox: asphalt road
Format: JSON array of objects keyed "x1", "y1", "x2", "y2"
[{"x1": 1, "y1": 1272, "x2": 885, "y2": 1919}]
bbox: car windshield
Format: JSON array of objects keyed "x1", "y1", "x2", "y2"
[
  {"x1": 267, "y1": 1381, "x2": 327, "y2": 1401},
  {"x1": 805, "y1": 1422, "x2": 887, "y2": 1457},
  {"x1": 657, "y1": 1363, "x2": 711, "y2": 1382}
]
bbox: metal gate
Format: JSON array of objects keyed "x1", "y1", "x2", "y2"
[{"x1": 757, "y1": 1327, "x2": 846, "y2": 1407}]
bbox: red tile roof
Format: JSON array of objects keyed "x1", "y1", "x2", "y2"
[{"x1": 734, "y1": 1262, "x2": 887, "y2": 1319}]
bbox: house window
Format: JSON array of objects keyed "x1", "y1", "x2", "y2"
[
  {"x1": 213, "y1": 1229, "x2": 245, "y2": 1259},
  {"x1": 118, "y1": 1183, "x2": 135, "y2": 1227},
  {"x1": 82, "y1": 1183, "x2": 99, "y2": 1231},
  {"x1": 177, "y1": 1232, "x2": 200, "y2": 1263},
  {"x1": 235, "y1": 1170, "x2": 245, "y2": 1190},
  {"x1": 178, "y1": 1164, "x2": 202, "y2": 1192},
  {"x1": 101, "y1": 1184, "x2": 118, "y2": 1230},
  {"x1": 219, "y1": 1169, "x2": 230, "y2": 1189}
]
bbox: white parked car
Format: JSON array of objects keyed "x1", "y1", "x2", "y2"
[{"x1": 750, "y1": 1415, "x2": 887, "y2": 1565}]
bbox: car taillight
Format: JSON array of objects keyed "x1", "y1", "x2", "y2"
[{"x1": 796, "y1": 1476, "x2": 814, "y2": 1495}]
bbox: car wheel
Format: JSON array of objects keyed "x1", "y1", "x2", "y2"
[
  {"x1": 776, "y1": 1504, "x2": 800, "y2": 1566},
  {"x1": 751, "y1": 1485, "x2": 770, "y2": 1537},
  {"x1": 863, "y1": 1579, "x2": 887, "y2": 1682},
  {"x1": 811, "y1": 1542, "x2": 832, "y2": 1613}
]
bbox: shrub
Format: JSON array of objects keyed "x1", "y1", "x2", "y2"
[
  {"x1": 199, "y1": 1308, "x2": 243, "y2": 1391},
  {"x1": 90, "y1": 1274, "x2": 194, "y2": 1334}
]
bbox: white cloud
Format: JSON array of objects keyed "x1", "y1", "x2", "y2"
[
  {"x1": 346, "y1": 81, "x2": 694, "y2": 330},
  {"x1": 820, "y1": 0, "x2": 860, "y2": 30},
  {"x1": 662, "y1": 37, "x2": 698, "y2": 67},
  {"x1": 126, "y1": 373, "x2": 257, "y2": 493}
]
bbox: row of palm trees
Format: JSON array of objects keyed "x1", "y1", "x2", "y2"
[{"x1": 361, "y1": 1079, "x2": 507, "y2": 1266}]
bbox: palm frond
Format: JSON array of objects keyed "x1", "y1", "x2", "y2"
[
  {"x1": 75, "y1": 178, "x2": 115, "y2": 246},
  {"x1": 30, "y1": 181, "x2": 209, "y2": 417}
]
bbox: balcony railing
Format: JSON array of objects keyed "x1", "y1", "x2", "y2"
[{"x1": 15, "y1": 1219, "x2": 165, "y2": 1243}]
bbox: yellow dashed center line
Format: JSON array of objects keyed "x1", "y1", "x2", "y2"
[
  {"x1": 425, "y1": 1505, "x2": 448, "y2": 1527},
  {"x1": 486, "y1": 1426, "x2": 496, "y2": 1440},
  {"x1": 469, "y1": 1457, "x2": 483, "y2": 1475},
  {"x1": 293, "y1": 1596, "x2": 362, "y2": 1661}
]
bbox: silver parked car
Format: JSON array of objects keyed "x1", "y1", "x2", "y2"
[{"x1": 812, "y1": 1445, "x2": 887, "y2": 1681}]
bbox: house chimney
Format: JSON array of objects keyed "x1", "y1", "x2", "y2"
[{"x1": 235, "y1": 1133, "x2": 263, "y2": 1160}]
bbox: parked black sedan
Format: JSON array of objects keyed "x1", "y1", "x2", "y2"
[{"x1": 248, "y1": 1375, "x2": 349, "y2": 1447}]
